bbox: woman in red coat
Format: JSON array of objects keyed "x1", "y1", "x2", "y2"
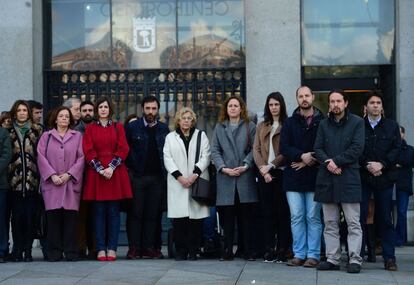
[{"x1": 82, "y1": 96, "x2": 132, "y2": 261}]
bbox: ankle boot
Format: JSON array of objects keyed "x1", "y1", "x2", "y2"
[{"x1": 366, "y1": 224, "x2": 376, "y2": 263}]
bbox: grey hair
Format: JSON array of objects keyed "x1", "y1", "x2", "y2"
[{"x1": 62, "y1": 97, "x2": 81, "y2": 108}]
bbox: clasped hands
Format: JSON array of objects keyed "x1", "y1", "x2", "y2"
[
  {"x1": 259, "y1": 164, "x2": 273, "y2": 183},
  {"x1": 222, "y1": 165, "x2": 248, "y2": 177},
  {"x1": 291, "y1": 152, "x2": 317, "y2": 171},
  {"x1": 99, "y1": 167, "x2": 114, "y2": 180},
  {"x1": 51, "y1": 173, "x2": 71, "y2": 186},
  {"x1": 324, "y1": 159, "x2": 342, "y2": 175},
  {"x1": 177, "y1": 173, "x2": 199, "y2": 188},
  {"x1": 366, "y1": 161, "x2": 383, "y2": 176}
]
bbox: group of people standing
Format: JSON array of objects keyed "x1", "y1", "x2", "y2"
[{"x1": 0, "y1": 87, "x2": 411, "y2": 276}]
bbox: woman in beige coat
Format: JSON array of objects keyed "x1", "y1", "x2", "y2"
[
  {"x1": 163, "y1": 107, "x2": 210, "y2": 260},
  {"x1": 253, "y1": 92, "x2": 292, "y2": 262}
]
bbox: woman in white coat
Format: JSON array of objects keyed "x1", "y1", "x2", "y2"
[{"x1": 163, "y1": 107, "x2": 210, "y2": 260}]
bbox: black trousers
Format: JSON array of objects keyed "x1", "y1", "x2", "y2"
[
  {"x1": 77, "y1": 200, "x2": 95, "y2": 255},
  {"x1": 10, "y1": 194, "x2": 36, "y2": 254},
  {"x1": 218, "y1": 192, "x2": 254, "y2": 256},
  {"x1": 258, "y1": 169, "x2": 292, "y2": 253},
  {"x1": 46, "y1": 208, "x2": 79, "y2": 260},
  {"x1": 127, "y1": 175, "x2": 165, "y2": 251},
  {"x1": 172, "y1": 217, "x2": 202, "y2": 257}
]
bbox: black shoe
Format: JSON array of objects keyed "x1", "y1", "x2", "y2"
[
  {"x1": 317, "y1": 261, "x2": 340, "y2": 271},
  {"x1": 175, "y1": 255, "x2": 188, "y2": 261},
  {"x1": 188, "y1": 253, "x2": 197, "y2": 261},
  {"x1": 0, "y1": 257, "x2": 6, "y2": 263},
  {"x1": 24, "y1": 251, "x2": 33, "y2": 262},
  {"x1": 12, "y1": 252, "x2": 23, "y2": 262},
  {"x1": 385, "y1": 259, "x2": 398, "y2": 271},
  {"x1": 347, "y1": 263, "x2": 361, "y2": 273},
  {"x1": 263, "y1": 250, "x2": 276, "y2": 262},
  {"x1": 220, "y1": 248, "x2": 234, "y2": 261}
]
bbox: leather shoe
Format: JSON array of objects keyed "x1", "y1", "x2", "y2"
[
  {"x1": 97, "y1": 250, "x2": 107, "y2": 262},
  {"x1": 317, "y1": 261, "x2": 340, "y2": 271},
  {"x1": 303, "y1": 258, "x2": 319, "y2": 268},
  {"x1": 385, "y1": 259, "x2": 397, "y2": 271},
  {"x1": 287, "y1": 257, "x2": 305, "y2": 266},
  {"x1": 107, "y1": 250, "x2": 116, "y2": 261},
  {"x1": 347, "y1": 263, "x2": 361, "y2": 273}
]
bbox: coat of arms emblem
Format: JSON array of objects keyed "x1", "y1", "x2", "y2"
[{"x1": 133, "y1": 17, "x2": 156, "y2": 53}]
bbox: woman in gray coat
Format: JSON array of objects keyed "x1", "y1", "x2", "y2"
[{"x1": 211, "y1": 95, "x2": 257, "y2": 261}]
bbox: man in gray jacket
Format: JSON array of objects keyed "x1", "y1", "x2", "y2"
[{"x1": 313, "y1": 90, "x2": 365, "y2": 273}]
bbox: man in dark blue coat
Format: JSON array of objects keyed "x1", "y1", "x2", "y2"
[
  {"x1": 314, "y1": 90, "x2": 364, "y2": 273},
  {"x1": 125, "y1": 96, "x2": 169, "y2": 259},
  {"x1": 280, "y1": 86, "x2": 324, "y2": 267},
  {"x1": 395, "y1": 126, "x2": 414, "y2": 246},
  {"x1": 359, "y1": 92, "x2": 401, "y2": 271}
]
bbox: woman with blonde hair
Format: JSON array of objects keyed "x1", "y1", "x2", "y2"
[
  {"x1": 211, "y1": 95, "x2": 257, "y2": 261},
  {"x1": 163, "y1": 107, "x2": 211, "y2": 260}
]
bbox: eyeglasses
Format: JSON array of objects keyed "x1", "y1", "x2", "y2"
[{"x1": 181, "y1": 116, "x2": 193, "y2": 121}]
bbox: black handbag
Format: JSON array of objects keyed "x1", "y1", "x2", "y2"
[{"x1": 191, "y1": 131, "x2": 215, "y2": 206}]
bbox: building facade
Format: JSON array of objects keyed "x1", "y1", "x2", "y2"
[{"x1": 1, "y1": 0, "x2": 414, "y2": 239}]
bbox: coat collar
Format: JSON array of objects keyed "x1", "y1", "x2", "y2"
[
  {"x1": 49, "y1": 128, "x2": 78, "y2": 143},
  {"x1": 261, "y1": 121, "x2": 282, "y2": 136}
]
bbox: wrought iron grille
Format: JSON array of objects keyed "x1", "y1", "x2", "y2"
[{"x1": 45, "y1": 68, "x2": 245, "y2": 134}]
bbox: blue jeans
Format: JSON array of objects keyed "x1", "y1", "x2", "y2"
[
  {"x1": 286, "y1": 191, "x2": 322, "y2": 260},
  {"x1": 395, "y1": 191, "x2": 410, "y2": 246},
  {"x1": 0, "y1": 191, "x2": 7, "y2": 257},
  {"x1": 360, "y1": 184, "x2": 395, "y2": 261},
  {"x1": 94, "y1": 201, "x2": 120, "y2": 252},
  {"x1": 203, "y1": 207, "x2": 217, "y2": 240}
]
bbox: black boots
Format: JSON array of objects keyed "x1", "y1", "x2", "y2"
[{"x1": 366, "y1": 224, "x2": 376, "y2": 263}]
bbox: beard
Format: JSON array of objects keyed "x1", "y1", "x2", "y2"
[
  {"x1": 299, "y1": 102, "x2": 312, "y2": 110},
  {"x1": 81, "y1": 115, "x2": 93, "y2": 124},
  {"x1": 144, "y1": 113, "x2": 155, "y2": 123}
]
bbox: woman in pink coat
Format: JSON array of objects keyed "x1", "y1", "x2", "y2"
[{"x1": 37, "y1": 106, "x2": 84, "y2": 261}]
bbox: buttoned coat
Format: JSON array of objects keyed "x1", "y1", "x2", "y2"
[
  {"x1": 314, "y1": 111, "x2": 365, "y2": 203},
  {"x1": 82, "y1": 122, "x2": 132, "y2": 201},
  {"x1": 37, "y1": 129, "x2": 85, "y2": 211},
  {"x1": 211, "y1": 120, "x2": 258, "y2": 206},
  {"x1": 163, "y1": 129, "x2": 210, "y2": 219}
]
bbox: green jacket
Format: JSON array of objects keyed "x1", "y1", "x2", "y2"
[{"x1": 0, "y1": 127, "x2": 12, "y2": 190}]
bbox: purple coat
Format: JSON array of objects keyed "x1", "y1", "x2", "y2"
[{"x1": 37, "y1": 129, "x2": 84, "y2": 211}]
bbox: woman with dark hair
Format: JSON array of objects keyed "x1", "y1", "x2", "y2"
[
  {"x1": 6, "y1": 100, "x2": 43, "y2": 262},
  {"x1": 82, "y1": 96, "x2": 132, "y2": 261},
  {"x1": 253, "y1": 92, "x2": 291, "y2": 262},
  {"x1": 211, "y1": 95, "x2": 257, "y2": 261},
  {"x1": 37, "y1": 106, "x2": 84, "y2": 261}
]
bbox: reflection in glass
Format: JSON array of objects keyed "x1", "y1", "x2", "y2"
[
  {"x1": 51, "y1": 0, "x2": 115, "y2": 70},
  {"x1": 50, "y1": 0, "x2": 245, "y2": 70},
  {"x1": 301, "y1": 0, "x2": 395, "y2": 66}
]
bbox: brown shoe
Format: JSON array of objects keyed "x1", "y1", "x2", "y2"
[
  {"x1": 303, "y1": 258, "x2": 319, "y2": 268},
  {"x1": 385, "y1": 259, "x2": 398, "y2": 271},
  {"x1": 287, "y1": 257, "x2": 305, "y2": 266}
]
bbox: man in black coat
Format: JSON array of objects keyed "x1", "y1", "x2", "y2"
[
  {"x1": 395, "y1": 126, "x2": 414, "y2": 246},
  {"x1": 359, "y1": 92, "x2": 401, "y2": 271},
  {"x1": 314, "y1": 90, "x2": 364, "y2": 273}
]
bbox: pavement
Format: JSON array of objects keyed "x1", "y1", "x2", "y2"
[{"x1": 0, "y1": 246, "x2": 414, "y2": 285}]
